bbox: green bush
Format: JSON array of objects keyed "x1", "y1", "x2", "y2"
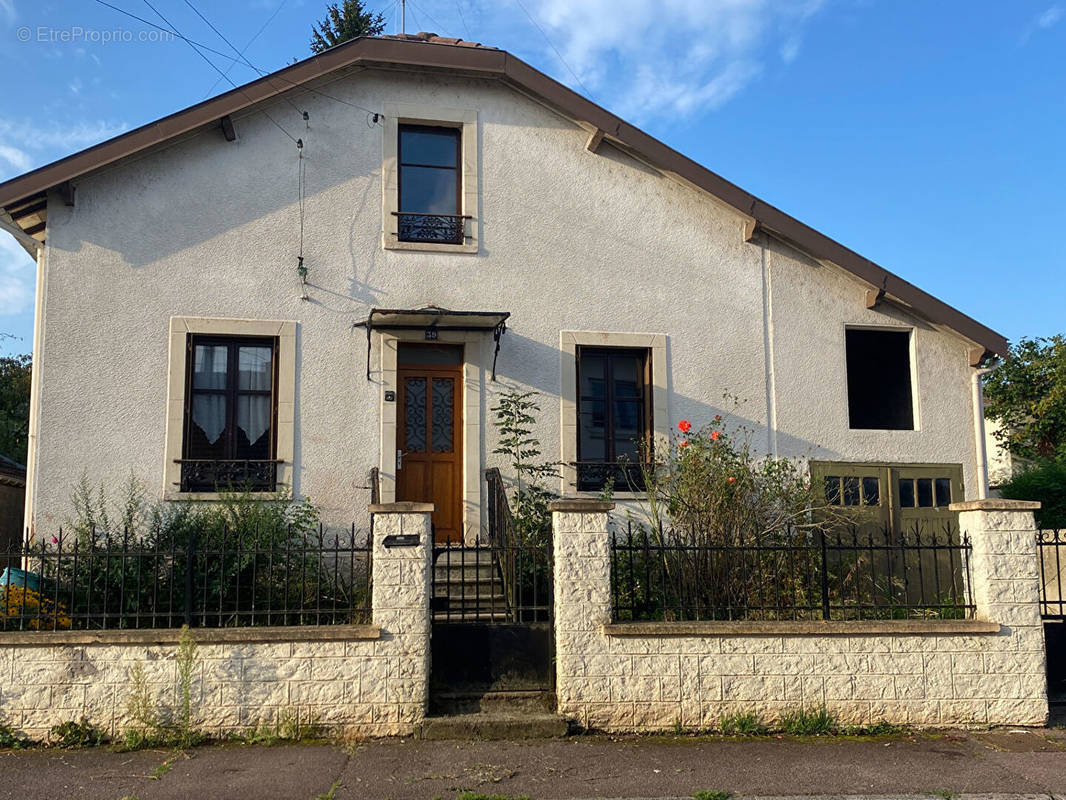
[{"x1": 999, "y1": 458, "x2": 1066, "y2": 529}]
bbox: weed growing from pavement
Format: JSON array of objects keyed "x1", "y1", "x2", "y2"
[
  {"x1": 315, "y1": 780, "x2": 343, "y2": 799},
  {"x1": 48, "y1": 717, "x2": 106, "y2": 748},
  {"x1": 0, "y1": 720, "x2": 34, "y2": 749},
  {"x1": 719, "y1": 711, "x2": 769, "y2": 736},
  {"x1": 234, "y1": 707, "x2": 323, "y2": 745},
  {"x1": 931, "y1": 791, "x2": 959, "y2": 800},
  {"x1": 692, "y1": 792, "x2": 733, "y2": 800},
  {"x1": 150, "y1": 755, "x2": 176, "y2": 780},
  {"x1": 456, "y1": 794, "x2": 532, "y2": 800},
  {"x1": 120, "y1": 626, "x2": 207, "y2": 751},
  {"x1": 779, "y1": 706, "x2": 838, "y2": 736}
]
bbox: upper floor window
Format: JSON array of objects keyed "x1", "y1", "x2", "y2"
[
  {"x1": 397, "y1": 124, "x2": 464, "y2": 245},
  {"x1": 576, "y1": 347, "x2": 651, "y2": 492},
  {"x1": 181, "y1": 335, "x2": 278, "y2": 492},
  {"x1": 845, "y1": 328, "x2": 915, "y2": 430}
]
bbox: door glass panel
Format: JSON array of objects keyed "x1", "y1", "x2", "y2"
[
  {"x1": 611, "y1": 355, "x2": 641, "y2": 397},
  {"x1": 841, "y1": 476, "x2": 860, "y2": 506},
  {"x1": 916, "y1": 478, "x2": 934, "y2": 508},
  {"x1": 579, "y1": 354, "x2": 606, "y2": 398},
  {"x1": 404, "y1": 377, "x2": 427, "y2": 452},
  {"x1": 193, "y1": 345, "x2": 227, "y2": 389},
  {"x1": 935, "y1": 477, "x2": 952, "y2": 507},
  {"x1": 397, "y1": 344, "x2": 463, "y2": 366},
  {"x1": 862, "y1": 477, "x2": 880, "y2": 506},
  {"x1": 898, "y1": 478, "x2": 915, "y2": 508},
  {"x1": 431, "y1": 378, "x2": 454, "y2": 453}
]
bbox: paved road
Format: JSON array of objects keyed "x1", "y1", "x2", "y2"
[{"x1": 1, "y1": 728, "x2": 1065, "y2": 800}]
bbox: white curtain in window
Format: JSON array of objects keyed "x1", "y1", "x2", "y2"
[
  {"x1": 237, "y1": 395, "x2": 270, "y2": 447},
  {"x1": 192, "y1": 394, "x2": 227, "y2": 445}
]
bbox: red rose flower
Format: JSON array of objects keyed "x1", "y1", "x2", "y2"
[
  {"x1": 711, "y1": 431, "x2": 721, "y2": 441},
  {"x1": 727, "y1": 476, "x2": 736, "y2": 483},
  {"x1": 678, "y1": 420, "x2": 692, "y2": 433},
  {"x1": 678, "y1": 440, "x2": 689, "y2": 448},
  {"x1": 714, "y1": 414, "x2": 722, "y2": 422}
]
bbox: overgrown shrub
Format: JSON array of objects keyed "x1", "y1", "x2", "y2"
[
  {"x1": 999, "y1": 458, "x2": 1066, "y2": 529},
  {"x1": 16, "y1": 476, "x2": 366, "y2": 629},
  {"x1": 121, "y1": 627, "x2": 206, "y2": 750},
  {"x1": 0, "y1": 721, "x2": 33, "y2": 749}
]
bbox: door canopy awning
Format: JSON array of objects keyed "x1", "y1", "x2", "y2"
[{"x1": 354, "y1": 305, "x2": 510, "y2": 381}]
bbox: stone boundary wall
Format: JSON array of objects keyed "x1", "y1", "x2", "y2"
[
  {"x1": 552, "y1": 500, "x2": 1049, "y2": 731},
  {"x1": 0, "y1": 507, "x2": 432, "y2": 739}
]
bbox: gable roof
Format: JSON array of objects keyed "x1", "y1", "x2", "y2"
[{"x1": 0, "y1": 33, "x2": 1007, "y2": 359}]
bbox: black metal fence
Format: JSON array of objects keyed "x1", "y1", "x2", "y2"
[
  {"x1": 1040, "y1": 529, "x2": 1065, "y2": 620},
  {"x1": 611, "y1": 520, "x2": 974, "y2": 622},
  {"x1": 0, "y1": 525, "x2": 372, "y2": 631}
]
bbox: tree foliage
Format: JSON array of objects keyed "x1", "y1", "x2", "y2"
[
  {"x1": 998, "y1": 458, "x2": 1066, "y2": 529},
  {"x1": 984, "y1": 335, "x2": 1066, "y2": 461},
  {"x1": 310, "y1": 0, "x2": 385, "y2": 53},
  {"x1": 0, "y1": 353, "x2": 31, "y2": 464}
]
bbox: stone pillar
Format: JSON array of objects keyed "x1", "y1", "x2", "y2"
[
  {"x1": 368, "y1": 502, "x2": 433, "y2": 732},
  {"x1": 551, "y1": 500, "x2": 613, "y2": 726},
  {"x1": 950, "y1": 498, "x2": 1048, "y2": 725}
]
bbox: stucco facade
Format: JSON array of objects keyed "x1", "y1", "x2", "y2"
[{"x1": 23, "y1": 63, "x2": 989, "y2": 533}]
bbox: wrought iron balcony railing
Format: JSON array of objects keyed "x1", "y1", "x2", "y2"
[
  {"x1": 572, "y1": 461, "x2": 649, "y2": 493},
  {"x1": 393, "y1": 211, "x2": 469, "y2": 245},
  {"x1": 176, "y1": 459, "x2": 281, "y2": 493}
]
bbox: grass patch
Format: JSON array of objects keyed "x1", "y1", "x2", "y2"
[
  {"x1": 779, "y1": 706, "x2": 837, "y2": 736},
  {"x1": 719, "y1": 711, "x2": 768, "y2": 736},
  {"x1": 692, "y1": 791, "x2": 733, "y2": 800}
]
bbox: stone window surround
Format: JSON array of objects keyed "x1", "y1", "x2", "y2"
[
  {"x1": 375, "y1": 330, "x2": 486, "y2": 541},
  {"x1": 559, "y1": 331, "x2": 669, "y2": 499},
  {"x1": 163, "y1": 316, "x2": 297, "y2": 501},
  {"x1": 842, "y1": 322, "x2": 922, "y2": 432},
  {"x1": 382, "y1": 102, "x2": 479, "y2": 254}
]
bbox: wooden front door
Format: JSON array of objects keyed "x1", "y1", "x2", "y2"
[{"x1": 396, "y1": 352, "x2": 463, "y2": 543}]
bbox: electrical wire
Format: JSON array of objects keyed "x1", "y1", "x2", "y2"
[
  {"x1": 94, "y1": 0, "x2": 386, "y2": 124},
  {"x1": 454, "y1": 0, "x2": 473, "y2": 41},
  {"x1": 510, "y1": 0, "x2": 594, "y2": 101},
  {"x1": 204, "y1": 0, "x2": 288, "y2": 96},
  {"x1": 136, "y1": 0, "x2": 302, "y2": 144}
]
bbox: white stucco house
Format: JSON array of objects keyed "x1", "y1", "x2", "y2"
[{"x1": 0, "y1": 33, "x2": 1010, "y2": 544}]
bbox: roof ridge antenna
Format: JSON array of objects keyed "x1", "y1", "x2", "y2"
[{"x1": 402, "y1": 0, "x2": 406, "y2": 35}]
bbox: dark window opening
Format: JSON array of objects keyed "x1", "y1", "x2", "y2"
[
  {"x1": 845, "y1": 328, "x2": 914, "y2": 430},
  {"x1": 824, "y1": 474, "x2": 881, "y2": 507},
  {"x1": 181, "y1": 334, "x2": 278, "y2": 492},
  {"x1": 397, "y1": 124, "x2": 464, "y2": 244},
  {"x1": 576, "y1": 347, "x2": 651, "y2": 492}
]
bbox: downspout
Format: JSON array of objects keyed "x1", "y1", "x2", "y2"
[{"x1": 971, "y1": 364, "x2": 996, "y2": 500}]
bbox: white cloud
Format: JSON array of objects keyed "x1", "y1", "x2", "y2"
[
  {"x1": 0, "y1": 118, "x2": 128, "y2": 179},
  {"x1": 0, "y1": 143, "x2": 31, "y2": 173},
  {"x1": 506, "y1": 0, "x2": 826, "y2": 120},
  {"x1": 0, "y1": 0, "x2": 15, "y2": 26},
  {"x1": 0, "y1": 233, "x2": 34, "y2": 318},
  {"x1": 1037, "y1": 5, "x2": 1063, "y2": 28}
]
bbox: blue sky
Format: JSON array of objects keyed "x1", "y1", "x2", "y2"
[{"x1": 0, "y1": 0, "x2": 1063, "y2": 356}]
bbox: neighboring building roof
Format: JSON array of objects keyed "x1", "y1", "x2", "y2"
[
  {"x1": 0, "y1": 454, "x2": 26, "y2": 488},
  {"x1": 0, "y1": 33, "x2": 1008, "y2": 358}
]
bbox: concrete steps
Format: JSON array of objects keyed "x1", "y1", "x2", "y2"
[
  {"x1": 422, "y1": 691, "x2": 567, "y2": 739},
  {"x1": 432, "y1": 546, "x2": 510, "y2": 623},
  {"x1": 420, "y1": 712, "x2": 568, "y2": 740}
]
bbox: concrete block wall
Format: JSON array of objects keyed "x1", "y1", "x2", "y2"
[
  {"x1": 0, "y1": 506, "x2": 432, "y2": 739},
  {"x1": 553, "y1": 499, "x2": 1049, "y2": 732}
]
